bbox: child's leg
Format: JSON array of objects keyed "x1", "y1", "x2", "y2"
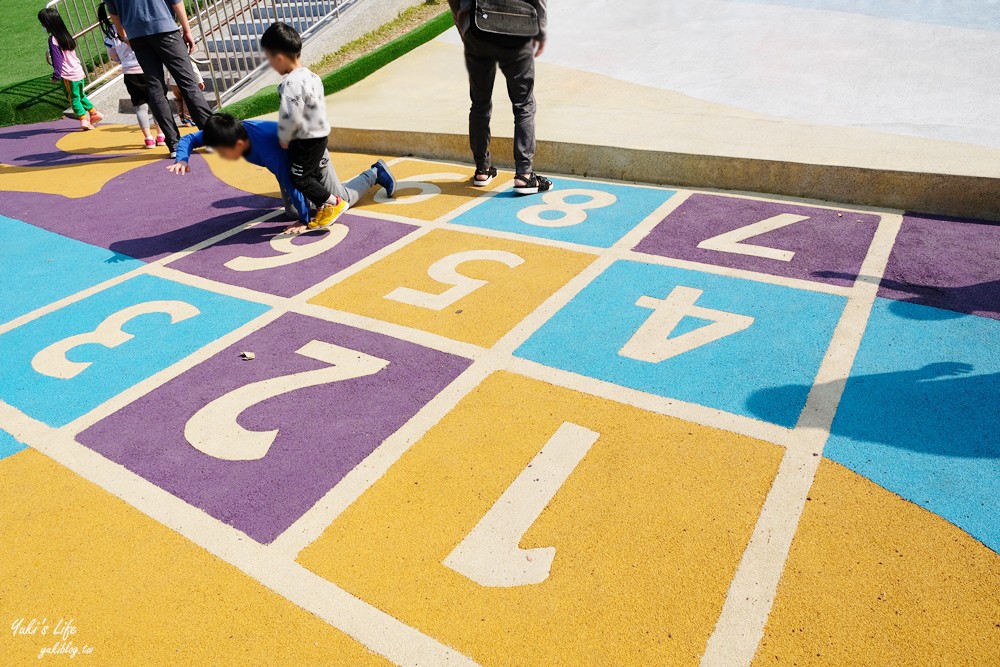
[
  {"x1": 172, "y1": 85, "x2": 186, "y2": 118},
  {"x1": 78, "y1": 86, "x2": 95, "y2": 113},
  {"x1": 135, "y1": 103, "x2": 153, "y2": 139},
  {"x1": 65, "y1": 80, "x2": 87, "y2": 118},
  {"x1": 288, "y1": 138, "x2": 335, "y2": 208}
]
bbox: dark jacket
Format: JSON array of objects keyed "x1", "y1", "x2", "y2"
[{"x1": 449, "y1": 0, "x2": 547, "y2": 41}]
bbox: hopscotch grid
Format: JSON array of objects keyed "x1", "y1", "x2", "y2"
[{"x1": 0, "y1": 145, "x2": 906, "y2": 666}]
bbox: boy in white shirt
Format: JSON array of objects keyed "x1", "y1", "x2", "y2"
[{"x1": 261, "y1": 22, "x2": 348, "y2": 229}]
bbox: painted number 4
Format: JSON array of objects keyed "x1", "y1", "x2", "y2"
[{"x1": 619, "y1": 286, "x2": 754, "y2": 362}]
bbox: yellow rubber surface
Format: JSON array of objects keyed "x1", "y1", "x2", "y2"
[
  {"x1": 298, "y1": 371, "x2": 784, "y2": 666},
  {"x1": 754, "y1": 459, "x2": 1000, "y2": 666},
  {"x1": 0, "y1": 449, "x2": 387, "y2": 666},
  {"x1": 309, "y1": 228, "x2": 596, "y2": 346}
]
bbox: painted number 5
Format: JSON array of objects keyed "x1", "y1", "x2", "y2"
[
  {"x1": 31, "y1": 300, "x2": 201, "y2": 380},
  {"x1": 373, "y1": 172, "x2": 467, "y2": 205},
  {"x1": 386, "y1": 250, "x2": 525, "y2": 311},
  {"x1": 517, "y1": 189, "x2": 617, "y2": 228},
  {"x1": 185, "y1": 341, "x2": 389, "y2": 461}
]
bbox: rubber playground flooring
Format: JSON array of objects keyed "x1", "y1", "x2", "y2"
[{"x1": 0, "y1": 119, "x2": 997, "y2": 665}]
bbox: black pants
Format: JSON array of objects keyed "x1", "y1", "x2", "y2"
[
  {"x1": 463, "y1": 29, "x2": 536, "y2": 175},
  {"x1": 288, "y1": 137, "x2": 332, "y2": 207},
  {"x1": 130, "y1": 30, "x2": 212, "y2": 149}
]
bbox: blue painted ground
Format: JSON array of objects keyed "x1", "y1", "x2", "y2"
[{"x1": 515, "y1": 260, "x2": 846, "y2": 427}]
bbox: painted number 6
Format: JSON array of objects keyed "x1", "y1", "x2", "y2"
[
  {"x1": 31, "y1": 300, "x2": 201, "y2": 380},
  {"x1": 517, "y1": 189, "x2": 617, "y2": 228}
]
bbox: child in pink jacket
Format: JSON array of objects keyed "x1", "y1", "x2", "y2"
[{"x1": 39, "y1": 7, "x2": 103, "y2": 130}]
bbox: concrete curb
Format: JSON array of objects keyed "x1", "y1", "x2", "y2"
[{"x1": 330, "y1": 127, "x2": 1000, "y2": 221}]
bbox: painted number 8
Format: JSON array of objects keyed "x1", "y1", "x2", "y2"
[{"x1": 517, "y1": 189, "x2": 617, "y2": 228}]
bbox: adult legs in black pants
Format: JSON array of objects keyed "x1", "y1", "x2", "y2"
[{"x1": 131, "y1": 30, "x2": 213, "y2": 151}]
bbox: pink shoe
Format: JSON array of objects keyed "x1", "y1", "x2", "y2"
[
  {"x1": 79, "y1": 117, "x2": 94, "y2": 131},
  {"x1": 89, "y1": 110, "x2": 103, "y2": 124},
  {"x1": 155, "y1": 134, "x2": 166, "y2": 146},
  {"x1": 144, "y1": 138, "x2": 156, "y2": 149}
]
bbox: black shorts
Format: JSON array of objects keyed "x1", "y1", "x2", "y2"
[{"x1": 122, "y1": 73, "x2": 150, "y2": 107}]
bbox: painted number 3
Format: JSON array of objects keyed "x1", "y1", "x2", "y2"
[{"x1": 517, "y1": 189, "x2": 617, "y2": 228}]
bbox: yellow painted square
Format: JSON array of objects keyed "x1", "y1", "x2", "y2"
[
  {"x1": 350, "y1": 158, "x2": 512, "y2": 221},
  {"x1": 308, "y1": 229, "x2": 596, "y2": 347},
  {"x1": 0, "y1": 450, "x2": 385, "y2": 665},
  {"x1": 203, "y1": 150, "x2": 385, "y2": 200},
  {"x1": 298, "y1": 372, "x2": 784, "y2": 666}
]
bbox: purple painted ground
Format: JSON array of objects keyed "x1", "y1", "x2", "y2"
[
  {"x1": 76, "y1": 313, "x2": 471, "y2": 543},
  {"x1": 878, "y1": 213, "x2": 1000, "y2": 320},
  {"x1": 0, "y1": 153, "x2": 277, "y2": 261},
  {"x1": 167, "y1": 213, "x2": 416, "y2": 297},
  {"x1": 0, "y1": 119, "x2": 103, "y2": 167},
  {"x1": 634, "y1": 194, "x2": 880, "y2": 286}
]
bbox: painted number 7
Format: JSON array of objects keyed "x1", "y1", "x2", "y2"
[
  {"x1": 445, "y1": 422, "x2": 599, "y2": 587},
  {"x1": 185, "y1": 341, "x2": 389, "y2": 461}
]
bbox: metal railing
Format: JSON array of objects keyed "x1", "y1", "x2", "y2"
[{"x1": 43, "y1": 0, "x2": 357, "y2": 107}]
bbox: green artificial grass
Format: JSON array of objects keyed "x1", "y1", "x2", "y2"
[
  {"x1": 224, "y1": 9, "x2": 454, "y2": 119},
  {"x1": 0, "y1": 0, "x2": 73, "y2": 126}
]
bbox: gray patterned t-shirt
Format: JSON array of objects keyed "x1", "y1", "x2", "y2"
[{"x1": 277, "y1": 67, "x2": 330, "y2": 144}]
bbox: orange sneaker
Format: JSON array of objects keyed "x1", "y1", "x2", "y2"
[
  {"x1": 308, "y1": 197, "x2": 349, "y2": 229},
  {"x1": 79, "y1": 117, "x2": 95, "y2": 131},
  {"x1": 89, "y1": 110, "x2": 103, "y2": 124}
]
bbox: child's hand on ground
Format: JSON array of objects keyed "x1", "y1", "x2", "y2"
[
  {"x1": 283, "y1": 222, "x2": 308, "y2": 234},
  {"x1": 280, "y1": 142, "x2": 288, "y2": 149},
  {"x1": 198, "y1": 82, "x2": 205, "y2": 91},
  {"x1": 168, "y1": 161, "x2": 190, "y2": 175}
]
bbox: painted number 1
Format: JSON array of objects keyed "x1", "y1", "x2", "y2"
[{"x1": 444, "y1": 422, "x2": 599, "y2": 587}]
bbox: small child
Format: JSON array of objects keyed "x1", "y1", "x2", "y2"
[
  {"x1": 39, "y1": 7, "x2": 102, "y2": 131},
  {"x1": 260, "y1": 22, "x2": 347, "y2": 230},
  {"x1": 167, "y1": 59, "x2": 205, "y2": 127},
  {"x1": 97, "y1": 2, "x2": 164, "y2": 148}
]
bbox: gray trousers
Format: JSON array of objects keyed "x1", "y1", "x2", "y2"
[
  {"x1": 131, "y1": 30, "x2": 213, "y2": 150},
  {"x1": 463, "y1": 31, "x2": 536, "y2": 175},
  {"x1": 280, "y1": 150, "x2": 376, "y2": 219}
]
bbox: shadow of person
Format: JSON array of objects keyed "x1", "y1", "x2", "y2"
[
  {"x1": 747, "y1": 362, "x2": 1000, "y2": 459},
  {"x1": 813, "y1": 271, "x2": 1000, "y2": 321}
]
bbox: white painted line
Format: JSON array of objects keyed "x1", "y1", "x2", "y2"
[
  {"x1": 0, "y1": 402, "x2": 478, "y2": 667},
  {"x1": 700, "y1": 213, "x2": 903, "y2": 667}
]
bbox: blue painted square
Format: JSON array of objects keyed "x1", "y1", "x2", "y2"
[
  {"x1": 450, "y1": 178, "x2": 675, "y2": 248},
  {"x1": 515, "y1": 260, "x2": 846, "y2": 426},
  {"x1": 1, "y1": 215, "x2": 144, "y2": 327},
  {"x1": 0, "y1": 430, "x2": 27, "y2": 460},
  {"x1": 821, "y1": 299, "x2": 1000, "y2": 552},
  {"x1": 0, "y1": 275, "x2": 270, "y2": 426}
]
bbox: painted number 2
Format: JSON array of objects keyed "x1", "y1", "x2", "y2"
[
  {"x1": 619, "y1": 286, "x2": 754, "y2": 362},
  {"x1": 517, "y1": 189, "x2": 617, "y2": 228},
  {"x1": 31, "y1": 300, "x2": 201, "y2": 380},
  {"x1": 386, "y1": 250, "x2": 525, "y2": 311},
  {"x1": 445, "y1": 422, "x2": 599, "y2": 587},
  {"x1": 185, "y1": 341, "x2": 389, "y2": 461}
]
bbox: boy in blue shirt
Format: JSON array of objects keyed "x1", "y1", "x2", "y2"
[{"x1": 168, "y1": 114, "x2": 395, "y2": 233}]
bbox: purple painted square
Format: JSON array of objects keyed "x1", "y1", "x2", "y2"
[
  {"x1": 0, "y1": 154, "x2": 277, "y2": 261},
  {"x1": 879, "y1": 213, "x2": 1000, "y2": 320},
  {"x1": 166, "y1": 213, "x2": 416, "y2": 297},
  {"x1": 633, "y1": 194, "x2": 881, "y2": 286},
  {"x1": 76, "y1": 313, "x2": 471, "y2": 542}
]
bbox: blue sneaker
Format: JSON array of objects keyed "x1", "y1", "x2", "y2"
[{"x1": 372, "y1": 159, "x2": 396, "y2": 198}]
